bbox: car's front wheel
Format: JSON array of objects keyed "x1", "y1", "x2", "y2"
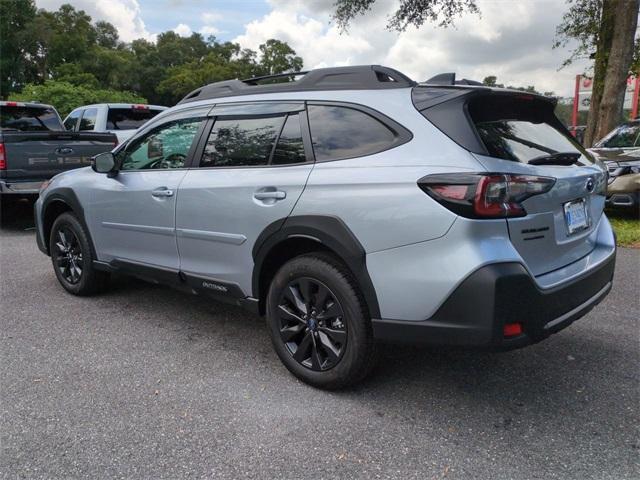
[
  {"x1": 50, "y1": 212, "x2": 109, "y2": 296},
  {"x1": 266, "y1": 253, "x2": 377, "y2": 389}
]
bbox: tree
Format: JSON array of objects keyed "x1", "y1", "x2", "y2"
[
  {"x1": 555, "y1": 0, "x2": 639, "y2": 146},
  {"x1": 333, "y1": 0, "x2": 478, "y2": 31},
  {"x1": 3, "y1": 2, "x2": 304, "y2": 108},
  {"x1": 0, "y1": 0, "x2": 37, "y2": 98},
  {"x1": 95, "y1": 21, "x2": 120, "y2": 49},
  {"x1": 258, "y1": 39, "x2": 304, "y2": 75}
]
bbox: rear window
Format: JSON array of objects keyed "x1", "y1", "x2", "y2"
[
  {"x1": 469, "y1": 95, "x2": 591, "y2": 165},
  {"x1": 1, "y1": 106, "x2": 62, "y2": 131},
  {"x1": 107, "y1": 107, "x2": 162, "y2": 130}
]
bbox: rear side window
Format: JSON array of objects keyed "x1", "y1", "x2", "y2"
[
  {"x1": 0, "y1": 106, "x2": 62, "y2": 131},
  {"x1": 308, "y1": 105, "x2": 397, "y2": 161},
  {"x1": 79, "y1": 108, "x2": 97, "y2": 131},
  {"x1": 272, "y1": 114, "x2": 306, "y2": 165},
  {"x1": 201, "y1": 116, "x2": 285, "y2": 168},
  {"x1": 107, "y1": 107, "x2": 162, "y2": 130},
  {"x1": 468, "y1": 95, "x2": 591, "y2": 164},
  {"x1": 64, "y1": 111, "x2": 81, "y2": 131}
]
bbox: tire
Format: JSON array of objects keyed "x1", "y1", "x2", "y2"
[
  {"x1": 266, "y1": 252, "x2": 377, "y2": 389},
  {"x1": 49, "y1": 212, "x2": 109, "y2": 296}
]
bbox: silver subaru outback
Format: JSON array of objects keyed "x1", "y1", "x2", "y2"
[{"x1": 35, "y1": 66, "x2": 616, "y2": 389}]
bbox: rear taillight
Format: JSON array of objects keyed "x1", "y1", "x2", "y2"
[
  {"x1": 0, "y1": 142, "x2": 6, "y2": 170},
  {"x1": 418, "y1": 173, "x2": 555, "y2": 219},
  {"x1": 132, "y1": 104, "x2": 149, "y2": 110}
]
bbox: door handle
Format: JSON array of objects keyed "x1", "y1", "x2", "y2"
[
  {"x1": 55, "y1": 147, "x2": 74, "y2": 155},
  {"x1": 152, "y1": 188, "x2": 174, "y2": 198},
  {"x1": 254, "y1": 190, "x2": 286, "y2": 200}
]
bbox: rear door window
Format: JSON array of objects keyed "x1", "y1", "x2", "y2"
[
  {"x1": 307, "y1": 105, "x2": 398, "y2": 161},
  {"x1": 107, "y1": 107, "x2": 162, "y2": 130},
  {"x1": 469, "y1": 95, "x2": 592, "y2": 164},
  {"x1": 64, "y1": 110, "x2": 81, "y2": 131},
  {"x1": 79, "y1": 108, "x2": 98, "y2": 131},
  {"x1": 200, "y1": 116, "x2": 286, "y2": 168},
  {"x1": 0, "y1": 106, "x2": 62, "y2": 131},
  {"x1": 272, "y1": 113, "x2": 306, "y2": 165}
]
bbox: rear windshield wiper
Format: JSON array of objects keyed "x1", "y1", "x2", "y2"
[{"x1": 528, "y1": 152, "x2": 581, "y2": 166}]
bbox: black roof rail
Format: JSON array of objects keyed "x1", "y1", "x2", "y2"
[{"x1": 177, "y1": 65, "x2": 417, "y2": 104}]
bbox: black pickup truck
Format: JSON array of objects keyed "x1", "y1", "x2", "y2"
[{"x1": 0, "y1": 101, "x2": 117, "y2": 197}]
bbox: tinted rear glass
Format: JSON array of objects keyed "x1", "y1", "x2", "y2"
[
  {"x1": 200, "y1": 115, "x2": 285, "y2": 167},
  {"x1": 469, "y1": 96, "x2": 592, "y2": 165},
  {"x1": 272, "y1": 113, "x2": 306, "y2": 165},
  {"x1": 107, "y1": 107, "x2": 162, "y2": 130},
  {"x1": 1, "y1": 106, "x2": 62, "y2": 131},
  {"x1": 308, "y1": 105, "x2": 397, "y2": 161},
  {"x1": 79, "y1": 108, "x2": 98, "y2": 131}
]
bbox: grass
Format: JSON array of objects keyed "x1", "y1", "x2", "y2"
[{"x1": 607, "y1": 209, "x2": 640, "y2": 248}]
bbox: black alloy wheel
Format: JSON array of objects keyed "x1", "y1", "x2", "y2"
[
  {"x1": 53, "y1": 226, "x2": 84, "y2": 284},
  {"x1": 277, "y1": 277, "x2": 347, "y2": 371}
]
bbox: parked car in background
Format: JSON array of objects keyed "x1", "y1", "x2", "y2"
[
  {"x1": 36, "y1": 66, "x2": 614, "y2": 389},
  {"x1": 589, "y1": 119, "x2": 640, "y2": 208},
  {"x1": 63, "y1": 103, "x2": 167, "y2": 144},
  {"x1": 0, "y1": 101, "x2": 117, "y2": 197}
]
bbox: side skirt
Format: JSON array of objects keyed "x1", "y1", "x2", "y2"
[{"x1": 94, "y1": 259, "x2": 260, "y2": 315}]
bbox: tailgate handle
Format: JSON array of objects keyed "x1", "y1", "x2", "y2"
[{"x1": 55, "y1": 147, "x2": 74, "y2": 155}]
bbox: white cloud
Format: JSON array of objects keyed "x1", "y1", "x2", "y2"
[
  {"x1": 203, "y1": 12, "x2": 223, "y2": 24},
  {"x1": 35, "y1": 0, "x2": 153, "y2": 42},
  {"x1": 200, "y1": 25, "x2": 221, "y2": 36},
  {"x1": 173, "y1": 23, "x2": 193, "y2": 37},
  {"x1": 235, "y1": 0, "x2": 590, "y2": 97}
]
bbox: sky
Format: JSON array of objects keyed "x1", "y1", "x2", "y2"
[{"x1": 35, "y1": 0, "x2": 591, "y2": 97}]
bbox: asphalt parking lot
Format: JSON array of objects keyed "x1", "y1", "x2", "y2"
[{"x1": 1, "y1": 199, "x2": 638, "y2": 480}]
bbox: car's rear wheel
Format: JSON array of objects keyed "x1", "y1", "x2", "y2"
[
  {"x1": 50, "y1": 212, "x2": 109, "y2": 295},
  {"x1": 266, "y1": 253, "x2": 376, "y2": 389}
]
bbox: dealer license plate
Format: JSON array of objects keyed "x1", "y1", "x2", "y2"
[{"x1": 563, "y1": 199, "x2": 589, "y2": 234}]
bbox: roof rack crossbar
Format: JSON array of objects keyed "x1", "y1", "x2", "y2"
[{"x1": 243, "y1": 71, "x2": 309, "y2": 85}]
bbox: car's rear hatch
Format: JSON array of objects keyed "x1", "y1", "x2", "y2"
[{"x1": 414, "y1": 87, "x2": 608, "y2": 277}]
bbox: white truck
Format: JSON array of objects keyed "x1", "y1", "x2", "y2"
[{"x1": 63, "y1": 103, "x2": 167, "y2": 144}]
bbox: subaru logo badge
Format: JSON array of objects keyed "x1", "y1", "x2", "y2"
[{"x1": 585, "y1": 178, "x2": 595, "y2": 192}]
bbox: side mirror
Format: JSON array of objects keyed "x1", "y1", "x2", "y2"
[{"x1": 92, "y1": 152, "x2": 117, "y2": 174}]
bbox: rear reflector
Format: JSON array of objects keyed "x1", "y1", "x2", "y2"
[
  {"x1": 418, "y1": 173, "x2": 555, "y2": 219},
  {"x1": 4, "y1": 101, "x2": 19, "y2": 107},
  {"x1": 0, "y1": 143, "x2": 6, "y2": 170},
  {"x1": 503, "y1": 323, "x2": 523, "y2": 337},
  {"x1": 132, "y1": 104, "x2": 149, "y2": 110}
]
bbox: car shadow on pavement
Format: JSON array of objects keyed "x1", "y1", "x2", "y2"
[{"x1": 100, "y1": 271, "x2": 632, "y2": 424}]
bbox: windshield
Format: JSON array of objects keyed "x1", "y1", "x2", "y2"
[
  {"x1": 107, "y1": 108, "x2": 163, "y2": 130},
  {"x1": 1, "y1": 106, "x2": 63, "y2": 131},
  {"x1": 469, "y1": 95, "x2": 592, "y2": 165},
  {"x1": 595, "y1": 123, "x2": 640, "y2": 148}
]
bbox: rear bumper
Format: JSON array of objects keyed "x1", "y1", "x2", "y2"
[
  {"x1": 0, "y1": 179, "x2": 43, "y2": 195},
  {"x1": 372, "y1": 249, "x2": 615, "y2": 348}
]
